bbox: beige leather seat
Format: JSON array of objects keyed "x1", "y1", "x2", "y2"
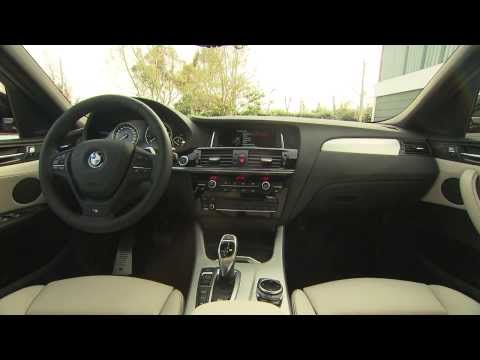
[
  {"x1": 0, "y1": 275, "x2": 184, "y2": 315},
  {"x1": 292, "y1": 278, "x2": 480, "y2": 315}
]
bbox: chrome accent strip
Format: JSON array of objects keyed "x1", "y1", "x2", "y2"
[
  {"x1": 280, "y1": 132, "x2": 285, "y2": 148},
  {"x1": 0, "y1": 153, "x2": 24, "y2": 159},
  {"x1": 171, "y1": 166, "x2": 294, "y2": 175},
  {"x1": 321, "y1": 138, "x2": 401, "y2": 156},
  {"x1": 144, "y1": 146, "x2": 156, "y2": 155},
  {"x1": 460, "y1": 152, "x2": 480, "y2": 159},
  {"x1": 132, "y1": 166, "x2": 152, "y2": 170},
  {"x1": 210, "y1": 131, "x2": 215, "y2": 147},
  {"x1": 258, "y1": 278, "x2": 283, "y2": 296},
  {"x1": 216, "y1": 209, "x2": 276, "y2": 213},
  {"x1": 197, "y1": 146, "x2": 286, "y2": 151},
  {"x1": 236, "y1": 256, "x2": 261, "y2": 264}
]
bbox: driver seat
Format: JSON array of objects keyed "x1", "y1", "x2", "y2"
[{"x1": 0, "y1": 276, "x2": 184, "y2": 315}]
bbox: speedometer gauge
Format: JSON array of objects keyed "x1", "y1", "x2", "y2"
[{"x1": 113, "y1": 123, "x2": 139, "y2": 145}]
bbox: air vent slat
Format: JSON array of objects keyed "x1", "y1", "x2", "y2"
[
  {"x1": 402, "y1": 140, "x2": 430, "y2": 155},
  {"x1": 199, "y1": 149, "x2": 233, "y2": 167},
  {"x1": 248, "y1": 149, "x2": 283, "y2": 168}
]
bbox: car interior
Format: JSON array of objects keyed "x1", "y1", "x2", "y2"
[{"x1": 1, "y1": 44, "x2": 480, "y2": 315}]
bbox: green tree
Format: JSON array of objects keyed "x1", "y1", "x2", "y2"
[
  {"x1": 175, "y1": 46, "x2": 262, "y2": 116},
  {"x1": 334, "y1": 101, "x2": 357, "y2": 121},
  {"x1": 240, "y1": 88, "x2": 265, "y2": 115},
  {"x1": 117, "y1": 45, "x2": 183, "y2": 105},
  {"x1": 313, "y1": 103, "x2": 333, "y2": 119}
]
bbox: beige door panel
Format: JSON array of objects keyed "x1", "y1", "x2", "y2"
[
  {"x1": 422, "y1": 158, "x2": 480, "y2": 210},
  {"x1": 0, "y1": 160, "x2": 45, "y2": 213},
  {"x1": 459, "y1": 169, "x2": 480, "y2": 235}
]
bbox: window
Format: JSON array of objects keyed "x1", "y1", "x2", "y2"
[
  {"x1": 373, "y1": 45, "x2": 459, "y2": 122},
  {"x1": 0, "y1": 82, "x2": 19, "y2": 141}
]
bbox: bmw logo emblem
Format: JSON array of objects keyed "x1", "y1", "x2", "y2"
[{"x1": 88, "y1": 151, "x2": 104, "y2": 169}]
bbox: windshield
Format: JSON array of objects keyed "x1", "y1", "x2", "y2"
[{"x1": 23, "y1": 45, "x2": 458, "y2": 122}]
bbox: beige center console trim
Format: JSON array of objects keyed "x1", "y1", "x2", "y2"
[
  {"x1": 0, "y1": 160, "x2": 45, "y2": 213},
  {"x1": 192, "y1": 300, "x2": 286, "y2": 315}
]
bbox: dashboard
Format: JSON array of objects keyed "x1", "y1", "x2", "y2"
[{"x1": 79, "y1": 97, "x2": 439, "y2": 224}]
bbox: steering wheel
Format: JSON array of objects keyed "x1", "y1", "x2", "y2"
[{"x1": 39, "y1": 95, "x2": 172, "y2": 234}]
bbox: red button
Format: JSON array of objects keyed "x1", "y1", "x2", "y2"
[{"x1": 238, "y1": 155, "x2": 246, "y2": 165}]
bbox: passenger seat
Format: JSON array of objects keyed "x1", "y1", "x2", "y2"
[{"x1": 292, "y1": 278, "x2": 480, "y2": 315}]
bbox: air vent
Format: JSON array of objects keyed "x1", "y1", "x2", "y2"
[
  {"x1": 199, "y1": 149, "x2": 233, "y2": 167},
  {"x1": 248, "y1": 149, "x2": 283, "y2": 168},
  {"x1": 402, "y1": 140, "x2": 430, "y2": 155}
]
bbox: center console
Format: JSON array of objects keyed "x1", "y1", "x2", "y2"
[
  {"x1": 183, "y1": 126, "x2": 298, "y2": 219},
  {"x1": 180, "y1": 125, "x2": 297, "y2": 314},
  {"x1": 185, "y1": 223, "x2": 291, "y2": 314}
]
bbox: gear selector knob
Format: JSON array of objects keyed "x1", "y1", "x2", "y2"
[{"x1": 218, "y1": 234, "x2": 237, "y2": 279}]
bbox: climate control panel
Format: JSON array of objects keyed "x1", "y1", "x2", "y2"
[{"x1": 193, "y1": 174, "x2": 289, "y2": 216}]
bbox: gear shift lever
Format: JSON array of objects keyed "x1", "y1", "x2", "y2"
[{"x1": 218, "y1": 234, "x2": 237, "y2": 279}]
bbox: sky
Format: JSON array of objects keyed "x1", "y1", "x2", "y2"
[{"x1": 24, "y1": 45, "x2": 382, "y2": 111}]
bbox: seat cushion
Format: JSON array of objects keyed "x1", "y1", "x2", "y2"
[
  {"x1": 0, "y1": 275, "x2": 184, "y2": 315},
  {"x1": 292, "y1": 278, "x2": 480, "y2": 315}
]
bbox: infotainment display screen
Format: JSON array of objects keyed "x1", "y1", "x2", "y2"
[{"x1": 217, "y1": 129, "x2": 278, "y2": 148}]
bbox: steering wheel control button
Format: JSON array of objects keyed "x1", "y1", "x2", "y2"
[
  {"x1": 257, "y1": 278, "x2": 283, "y2": 306},
  {"x1": 52, "y1": 153, "x2": 68, "y2": 172},
  {"x1": 85, "y1": 204, "x2": 109, "y2": 217},
  {"x1": 131, "y1": 151, "x2": 154, "y2": 181}
]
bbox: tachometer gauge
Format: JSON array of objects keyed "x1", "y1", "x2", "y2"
[
  {"x1": 113, "y1": 123, "x2": 139, "y2": 145},
  {"x1": 145, "y1": 123, "x2": 172, "y2": 147},
  {"x1": 172, "y1": 135, "x2": 186, "y2": 149}
]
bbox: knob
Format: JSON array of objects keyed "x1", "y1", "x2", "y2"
[
  {"x1": 208, "y1": 179, "x2": 217, "y2": 189},
  {"x1": 261, "y1": 181, "x2": 271, "y2": 192},
  {"x1": 178, "y1": 155, "x2": 189, "y2": 167},
  {"x1": 257, "y1": 278, "x2": 283, "y2": 306}
]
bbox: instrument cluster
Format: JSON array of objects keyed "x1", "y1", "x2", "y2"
[{"x1": 96, "y1": 120, "x2": 188, "y2": 152}]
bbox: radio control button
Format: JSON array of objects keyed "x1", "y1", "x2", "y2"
[{"x1": 207, "y1": 179, "x2": 217, "y2": 189}]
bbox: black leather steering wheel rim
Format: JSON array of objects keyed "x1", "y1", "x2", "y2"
[{"x1": 39, "y1": 95, "x2": 172, "y2": 234}]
